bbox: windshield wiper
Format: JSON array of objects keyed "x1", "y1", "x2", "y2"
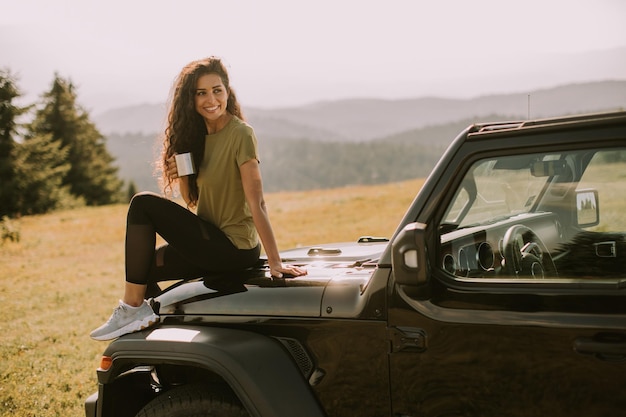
[
  {"x1": 439, "y1": 223, "x2": 459, "y2": 233},
  {"x1": 453, "y1": 214, "x2": 514, "y2": 230}
]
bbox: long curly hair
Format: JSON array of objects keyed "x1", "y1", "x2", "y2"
[{"x1": 161, "y1": 56, "x2": 245, "y2": 207}]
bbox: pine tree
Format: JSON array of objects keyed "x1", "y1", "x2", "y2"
[
  {"x1": 29, "y1": 75, "x2": 123, "y2": 205},
  {"x1": 126, "y1": 180, "x2": 138, "y2": 202},
  {"x1": 13, "y1": 132, "x2": 75, "y2": 215},
  {"x1": 0, "y1": 69, "x2": 28, "y2": 217}
]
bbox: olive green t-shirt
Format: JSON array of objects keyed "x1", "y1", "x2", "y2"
[{"x1": 196, "y1": 116, "x2": 259, "y2": 249}]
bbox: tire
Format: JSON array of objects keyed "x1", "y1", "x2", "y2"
[{"x1": 135, "y1": 384, "x2": 250, "y2": 417}]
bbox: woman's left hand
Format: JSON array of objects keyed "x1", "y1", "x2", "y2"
[{"x1": 270, "y1": 263, "x2": 308, "y2": 279}]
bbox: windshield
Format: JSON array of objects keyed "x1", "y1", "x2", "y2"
[{"x1": 442, "y1": 154, "x2": 563, "y2": 228}]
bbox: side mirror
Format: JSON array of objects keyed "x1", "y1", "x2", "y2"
[
  {"x1": 576, "y1": 189, "x2": 599, "y2": 227},
  {"x1": 392, "y1": 222, "x2": 429, "y2": 286}
]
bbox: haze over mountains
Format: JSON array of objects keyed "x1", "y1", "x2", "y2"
[
  {"x1": 96, "y1": 80, "x2": 626, "y2": 140},
  {"x1": 99, "y1": 80, "x2": 626, "y2": 193}
]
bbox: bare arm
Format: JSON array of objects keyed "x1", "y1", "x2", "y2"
[
  {"x1": 240, "y1": 159, "x2": 307, "y2": 278},
  {"x1": 178, "y1": 176, "x2": 192, "y2": 206},
  {"x1": 165, "y1": 154, "x2": 192, "y2": 206}
]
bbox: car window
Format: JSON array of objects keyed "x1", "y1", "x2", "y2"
[{"x1": 438, "y1": 147, "x2": 626, "y2": 284}]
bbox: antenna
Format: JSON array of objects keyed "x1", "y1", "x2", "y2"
[{"x1": 527, "y1": 94, "x2": 531, "y2": 119}]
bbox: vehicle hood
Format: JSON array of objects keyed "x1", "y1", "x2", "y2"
[{"x1": 155, "y1": 240, "x2": 387, "y2": 319}]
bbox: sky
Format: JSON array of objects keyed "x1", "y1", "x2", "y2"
[{"x1": 1, "y1": 0, "x2": 625, "y2": 115}]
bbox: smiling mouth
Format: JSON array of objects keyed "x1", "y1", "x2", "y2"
[{"x1": 204, "y1": 105, "x2": 219, "y2": 112}]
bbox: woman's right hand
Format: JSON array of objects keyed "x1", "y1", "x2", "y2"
[
  {"x1": 164, "y1": 154, "x2": 179, "y2": 179},
  {"x1": 168, "y1": 154, "x2": 192, "y2": 206}
]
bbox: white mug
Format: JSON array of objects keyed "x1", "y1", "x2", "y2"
[{"x1": 175, "y1": 153, "x2": 196, "y2": 176}]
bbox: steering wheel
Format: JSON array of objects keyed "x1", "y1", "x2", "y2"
[{"x1": 501, "y1": 225, "x2": 558, "y2": 278}]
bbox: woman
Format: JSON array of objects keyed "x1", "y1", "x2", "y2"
[{"x1": 90, "y1": 57, "x2": 307, "y2": 341}]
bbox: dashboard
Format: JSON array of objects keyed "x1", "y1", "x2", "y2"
[{"x1": 439, "y1": 212, "x2": 563, "y2": 278}]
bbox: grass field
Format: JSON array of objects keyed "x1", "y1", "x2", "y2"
[{"x1": 0, "y1": 178, "x2": 423, "y2": 417}]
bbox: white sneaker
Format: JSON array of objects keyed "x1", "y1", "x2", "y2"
[{"x1": 90, "y1": 300, "x2": 159, "y2": 341}]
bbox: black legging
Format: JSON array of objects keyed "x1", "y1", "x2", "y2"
[{"x1": 125, "y1": 192, "x2": 260, "y2": 289}]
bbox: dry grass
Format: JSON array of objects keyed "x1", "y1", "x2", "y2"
[
  {"x1": 266, "y1": 180, "x2": 422, "y2": 247},
  {"x1": 0, "y1": 178, "x2": 423, "y2": 417}
]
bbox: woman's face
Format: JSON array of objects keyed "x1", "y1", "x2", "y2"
[{"x1": 194, "y1": 73, "x2": 229, "y2": 125}]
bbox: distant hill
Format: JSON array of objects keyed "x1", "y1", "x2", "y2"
[
  {"x1": 95, "y1": 80, "x2": 626, "y2": 140},
  {"x1": 106, "y1": 114, "x2": 523, "y2": 193},
  {"x1": 102, "y1": 81, "x2": 626, "y2": 193}
]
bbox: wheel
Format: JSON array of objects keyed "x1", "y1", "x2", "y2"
[
  {"x1": 501, "y1": 225, "x2": 557, "y2": 278},
  {"x1": 135, "y1": 384, "x2": 250, "y2": 417}
]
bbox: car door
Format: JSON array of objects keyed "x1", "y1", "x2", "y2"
[{"x1": 388, "y1": 143, "x2": 626, "y2": 417}]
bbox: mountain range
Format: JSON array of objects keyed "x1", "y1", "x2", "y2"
[
  {"x1": 99, "y1": 80, "x2": 626, "y2": 193},
  {"x1": 95, "y1": 80, "x2": 626, "y2": 140}
]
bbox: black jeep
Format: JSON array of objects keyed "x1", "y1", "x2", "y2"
[{"x1": 86, "y1": 111, "x2": 626, "y2": 417}]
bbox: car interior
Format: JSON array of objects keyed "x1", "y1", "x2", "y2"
[{"x1": 438, "y1": 147, "x2": 626, "y2": 283}]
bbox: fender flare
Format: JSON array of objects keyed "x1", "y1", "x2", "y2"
[{"x1": 99, "y1": 325, "x2": 326, "y2": 417}]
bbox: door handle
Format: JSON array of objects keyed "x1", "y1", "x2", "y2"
[{"x1": 574, "y1": 334, "x2": 626, "y2": 362}]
